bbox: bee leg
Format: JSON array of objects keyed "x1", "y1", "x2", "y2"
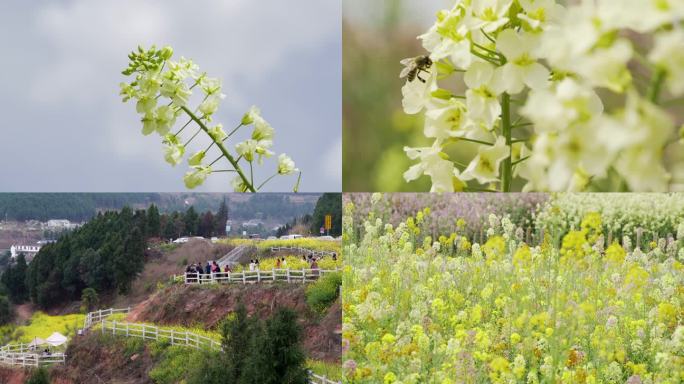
[{"x1": 417, "y1": 73, "x2": 426, "y2": 83}]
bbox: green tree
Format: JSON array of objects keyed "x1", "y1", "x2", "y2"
[
  {"x1": 162, "y1": 213, "x2": 178, "y2": 240},
  {"x1": 310, "y1": 193, "x2": 342, "y2": 236},
  {"x1": 184, "y1": 207, "x2": 199, "y2": 236},
  {"x1": 25, "y1": 367, "x2": 50, "y2": 384},
  {"x1": 0, "y1": 295, "x2": 13, "y2": 325},
  {"x1": 241, "y1": 308, "x2": 308, "y2": 384},
  {"x1": 1, "y1": 254, "x2": 29, "y2": 303},
  {"x1": 80, "y1": 288, "x2": 99, "y2": 313},
  {"x1": 223, "y1": 303, "x2": 254, "y2": 382},
  {"x1": 198, "y1": 211, "x2": 215, "y2": 238},
  {"x1": 215, "y1": 198, "x2": 229, "y2": 236},
  {"x1": 147, "y1": 204, "x2": 161, "y2": 238}
]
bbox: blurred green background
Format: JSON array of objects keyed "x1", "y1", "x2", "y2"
[
  {"x1": 343, "y1": 0, "x2": 441, "y2": 192},
  {"x1": 342, "y1": 0, "x2": 684, "y2": 192}
]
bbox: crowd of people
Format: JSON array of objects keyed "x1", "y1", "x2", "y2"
[{"x1": 183, "y1": 252, "x2": 337, "y2": 283}]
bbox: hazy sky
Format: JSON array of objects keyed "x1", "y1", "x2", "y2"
[{"x1": 0, "y1": 0, "x2": 341, "y2": 192}]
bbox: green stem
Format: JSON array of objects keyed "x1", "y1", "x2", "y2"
[
  {"x1": 249, "y1": 161, "x2": 254, "y2": 187},
  {"x1": 501, "y1": 93, "x2": 512, "y2": 192},
  {"x1": 464, "y1": 187, "x2": 498, "y2": 193},
  {"x1": 293, "y1": 172, "x2": 302, "y2": 193},
  {"x1": 208, "y1": 154, "x2": 223, "y2": 167},
  {"x1": 452, "y1": 137, "x2": 494, "y2": 146},
  {"x1": 511, "y1": 155, "x2": 531, "y2": 167},
  {"x1": 257, "y1": 173, "x2": 279, "y2": 191},
  {"x1": 183, "y1": 128, "x2": 202, "y2": 146},
  {"x1": 469, "y1": 49, "x2": 501, "y2": 65},
  {"x1": 224, "y1": 123, "x2": 243, "y2": 141},
  {"x1": 180, "y1": 106, "x2": 256, "y2": 192},
  {"x1": 648, "y1": 69, "x2": 666, "y2": 104}
]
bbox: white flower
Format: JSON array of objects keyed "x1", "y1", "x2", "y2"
[
  {"x1": 236, "y1": 139, "x2": 273, "y2": 164},
  {"x1": 521, "y1": 78, "x2": 603, "y2": 133},
  {"x1": 517, "y1": 0, "x2": 565, "y2": 31},
  {"x1": 494, "y1": 30, "x2": 549, "y2": 94},
  {"x1": 162, "y1": 135, "x2": 185, "y2": 166},
  {"x1": 207, "y1": 124, "x2": 227, "y2": 142},
  {"x1": 160, "y1": 78, "x2": 191, "y2": 107},
  {"x1": 198, "y1": 94, "x2": 224, "y2": 117},
  {"x1": 183, "y1": 166, "x2": 211, "y2": 189},
  {"x1": 199, "y1": 77, "x2": 222, "y2": 96},
  {"x1": 464, "y1": 62, "x2": 503, "y2": 128},
  {"x1": 187, "y1": 150, "x2": 205, "y2": 167},
  {"x1": 401, "y1": 69, "x2": 437, "y2": 115},
  {"x1": 231, "y1": 175, "x2": 249, "y2": 192},
  {"x1": 153, "y1": 105, "x2": 177, "y2": 136},
  {"x1": 649, "y1": 29, "x2": 684, "y2": 97},
  {"x1": 241, "y1": 106, "x2": 261, "y2": 125},
  {"x1": 467, "y1": 0, "x2": 513, "y2": 33},
  {"x1": 419, "y1": 7, "x2": 473, "y2": 70},
  {"x1": 235, "y1": 139, "x2": 258, "y2": 162},
  {"x1": 574, "y1": 39, "x2": 633, "y2": 93},
  {"x1": 277, "y1": 154, "x2": 298, "y2": 175},
  {"x1": 168, "y1": 57, "x2": 199, "y2": 80},
  {"x1": 461, "y1": 136, "x2": 508, "y2": 184},
  {"x1": 252, "y1": 116, "x2": 274, "y2": 142},
  {"x1": 404, "y1": 141, "x2": 463, "y2": 192},
  {"x1": 424, "y1": 98, "x2": 470, "y2": 140}
]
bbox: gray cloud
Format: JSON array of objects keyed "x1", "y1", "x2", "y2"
[{"x1": 0, "y1": 0, "x2": 341, "y2": 192}]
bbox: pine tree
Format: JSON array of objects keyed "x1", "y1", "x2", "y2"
[
  {"x1": 147, "y1": 204, "x2": 161, "y2": 238},
  {"x1": 26, "y1": 367, "x2": 50, "y2": 384},
  {"x1": 310, "y1": 193, "x2": 342, "y2": 236},
  {"x1": 184, "y1": 207, "x2": 199, "y2": 236},
  {"x1": 215, "y1": 198, "x2": 229, "y2": 236},
  {"x1": 241, "y1": 308, "x2": 308, "y2": 384},
  {"x1": 223, "y1": 303, "x2": 254, "y2": 382}
]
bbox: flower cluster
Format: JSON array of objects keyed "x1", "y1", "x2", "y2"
[
  {"x1": 401, "y1": 0, "x2": 684, "y2": 192},
  {"x1": 120, "y1": 45, "x2": 300, "y2": 192},
  {"x1": 535, "y1": 193, "x2": 684, "y2": 245},
  {"x1": 343, "y1": 195, "x2": 684, "y2": 383}
]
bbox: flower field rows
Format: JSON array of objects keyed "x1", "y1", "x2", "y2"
[{"x1": 342, "y1": 198, "x2": 684, "y2": 383}]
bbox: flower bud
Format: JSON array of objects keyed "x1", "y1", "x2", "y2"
[{"x1": 160, "y1": 46, "x2": 173, "y2": 60}]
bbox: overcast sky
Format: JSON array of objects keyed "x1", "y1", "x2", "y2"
[{"x1": 0, "y1": 0, "x2": 341, "y2": 192}]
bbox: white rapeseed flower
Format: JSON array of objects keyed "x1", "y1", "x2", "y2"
[
  {"x1": 461, "y1": 136, "x2": 508, "y2": 184},
  {"x1": 495, "y1": 30, "x2": 549, "y2": 94},
  {"x1": 464, "y1": 62, "x2": 503, "y2": 128}
]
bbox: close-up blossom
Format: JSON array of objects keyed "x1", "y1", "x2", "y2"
[{"x1": 388, "y1": 0, "x2": 684, "y2": 192}]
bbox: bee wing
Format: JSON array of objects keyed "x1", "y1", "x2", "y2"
[
  {"x1": 399, "y1": 66, "x2": 412, "y2": 79},
  {"x1": 400, "y1": 57, "x2": 415, "y2": 66}
]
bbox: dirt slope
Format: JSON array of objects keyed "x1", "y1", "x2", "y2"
[{"x1": 127, "y1": 283, "x2": 341, "y2": 362}]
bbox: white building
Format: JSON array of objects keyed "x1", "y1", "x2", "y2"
[
  {"x1": 10, "y1": 244, "x2": 41, "y2": 260},
  {"x1": 46, "y1": 219, "x2": 80, "y2": 230}
]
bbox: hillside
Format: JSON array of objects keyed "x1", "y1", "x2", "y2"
[
  {"x1": 127, "y1": 283, "x2": 341, "y2": 362},
  {"x1": 0, "y1": 193, "x2": 320, "y2": 222}
]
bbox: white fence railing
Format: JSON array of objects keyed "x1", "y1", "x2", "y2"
[
  {"x1": 176, "y1": 268, "x2": 340, "y2": 285},
  {"x1": 100, "y1": 320, "x2": 221, "y2": 351},
  {"x1": 270, "y1": 246, "x2": 337, "y2": 257},
  {"x1": 85, "y1": 308, "x2": 340, "y2": 383},
  {"x1": 84, "y1": 307, "x2": 131, "y2": 329},
  {"x1": 0, "y1": 342, "x2": 66, "y2": 367}
]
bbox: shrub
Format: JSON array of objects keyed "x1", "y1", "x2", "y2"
[
  {"x1": 25, "y1": 368, "x2": 50, "y2": 384},
  {"x1": 0, "y1": 295, "x2": 13, "y2": 325},
  {"x1": 80, "y1": 288, "x2": 99, "y2": 313},
  {"x1": 305, "y1": 272, "x2": 341, "y2": 313}
]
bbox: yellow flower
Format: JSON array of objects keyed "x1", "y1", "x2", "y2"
[
  {"x1": 605, "y1": 242, "x2": 626, "y2": 264},
  {"x1": 384, "y1": 372, "x2": 397, "y2": 384}
]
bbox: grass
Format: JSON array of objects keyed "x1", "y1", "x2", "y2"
[
  {"x1": 11, "y1": 312, "x2": 85, "y2": 344},
  {"x1": 219, "y1": 238, "x2": 341, "y2": 253},
  {"x1": 308, "y1": 359, "x2": 342, "y2": 381},
  {"x1": 96, "y1": 313, "x2": 221, "y2": 343}
]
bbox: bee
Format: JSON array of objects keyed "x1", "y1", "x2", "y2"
[{"x1": 400, "y1": 55, "x2": 433, "y2": 83}]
